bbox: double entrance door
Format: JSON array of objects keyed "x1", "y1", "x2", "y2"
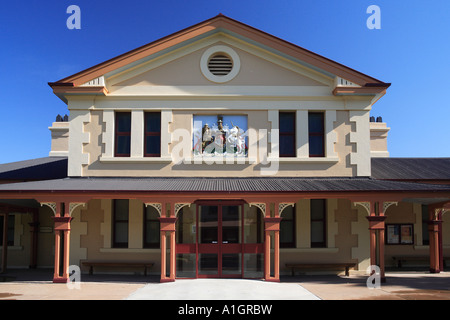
[
  {"x1": 176, "y1": 201, "x2": 264, "y2": 279},
  {"x1": 198, "y1": 202, "x2": 242, "y2": 277}
]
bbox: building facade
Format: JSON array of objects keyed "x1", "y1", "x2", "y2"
[{"x1": 1, "y1": 15, "x2": 450, "y2": 283}]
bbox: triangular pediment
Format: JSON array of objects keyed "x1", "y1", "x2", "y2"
[
  {"x1": 107, "y1": 37, "x2": 330, "y2": 90},
  {"x1": 49, "y1": 14, "x2": 389, "y2": 100}
]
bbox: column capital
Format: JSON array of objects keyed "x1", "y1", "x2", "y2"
[
  {"x1": 428, "y1": 219, "x2": 443, "y2": 232},
  {"x1": 264, "y1": 217, "x2": 282, "y2": 231},
  {"x1": 366, "y1": 215, "x2": 386, "y2": 230},
  {"x1": 160, "y1": 217, "x2": 177, "y2": 232},
  {"x1": 52, "y1": 216, "x2": 73, "y2": 231}
]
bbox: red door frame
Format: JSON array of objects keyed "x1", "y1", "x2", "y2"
[
  {"x1": 176, "y1": 200, "x2": 264, "y2": 279},
  {"x1": 196, "y1": 200, "x2": 243, "y2": 278}
]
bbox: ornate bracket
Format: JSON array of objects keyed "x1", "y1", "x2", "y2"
[
  {"x1": 434, "y1": 208, "x2": 443, "y2": 220},
  {"x1": 353, "y1": 202, "x2": 371, "y2": 216},
  {"x1": 145, "y1": 203, "x2": 162, "y2": 217},
  {"x1": 249, "y1": 203, "x2": 266, "y2": 215},
  {"x1": 40, "y1": 202, "x2": 57, "y2": 216},
  {"x1": 69, "y1": 202, "x2": 86, "y2": 217},
  {"x1": 279, "y1": 203, "x2": 295, "y2": 216},
  {"x1": 175, "y1": 203, "x2": 191, "y2": 217},
  {"x1": 382, "y1": 201, "x2": 397, "y2": 214}
]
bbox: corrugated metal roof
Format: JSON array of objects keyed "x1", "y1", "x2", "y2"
[
  {"x1": 371, "y1": 158, "x2": 450, "y2": 180},
  {"x1": 0, "y1": 157, "x2": 68, "y2": 181},
  {"x1": 0, "y1": 176, "x2": 449, "y2": 193}
]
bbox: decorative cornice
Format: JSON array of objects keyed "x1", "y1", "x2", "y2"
[{"x1": 333, "y1": 85, "x2": 389, "y2": 96}]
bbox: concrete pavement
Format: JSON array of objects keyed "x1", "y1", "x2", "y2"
[
  {"x1": 126, "y1": 279, "x2": 320, "y2": 300},
  {"x1": 1, "y1": 269, "x2": 450, "y2": 300}
]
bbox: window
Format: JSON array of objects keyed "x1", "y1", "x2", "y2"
[
  {"x1": 144, "y1": 205, "x2": 160, "y2": 248},
  {"x1": 113, "y1": 200, "x2": 129, "y2": 248},
  {"x1": 279, "y1": 112, "x2": 296, "y2": 157},
  {"x1": 308, "y1": 112, "x2": 325, "y2": 157},
  {"x1": 0, "y1": 215, "x2": 15, "y2": 246},
  {"x1": 386, "y1": 224, "x2": 414, "y2": 245},
  {"x1": 280, "y1": 205, "x2": 295, "y2": 248},
  {"x1": 311, "y1": 199, "x2": 326, "y2": 248},
  {"x1": 115, "y1": 112, "x2": 131, "y2": 157},
  {"x1": 422, "y1": 205, "x2": 429, "y2": 245},
  {"x1": 144, "y1": 112, "x2": 161, "y2": 157}
]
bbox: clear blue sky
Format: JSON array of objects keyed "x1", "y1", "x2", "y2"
[{"x1": 0, "y1": 0, "x2": 449, "y2": 163}]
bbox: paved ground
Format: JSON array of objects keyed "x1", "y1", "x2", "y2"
[
  {"x1": 1, "y1": 269, "x2": 450, "y2": 300},
  {"x1": 126, "y1": 278, "x2": 320, "y2": 300}
]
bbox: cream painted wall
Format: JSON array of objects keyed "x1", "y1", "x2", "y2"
[
  {"x1": 370, "y1": 122, "x2": 390, "y2": 158},
  {"x1": 76, "y1": 108, "x2": 362, "y2": 177},
  {"x1": 62, "y1": 34, "x2": 379, "y2": 178},
  {"x1": 48, "y1": 122, "x2": 69, "y2": 157},
  {"x1": 279, "y1": 199, "x2": 362, "y2": 276},
  {"x1": 78, "y1": 199, "x2": 161, "y2": 275}
]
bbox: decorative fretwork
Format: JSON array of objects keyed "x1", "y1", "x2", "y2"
[
  {"x1": 279, "y1": 203, "x2": 295, "y2": 215},
  {"x1": 145, "y1": 203, "x2": 162, "y2": 216},
  {"x1": 69, "y1": 202, "x2": 86, "y2": 216},
  {"x1": 434, "y1": 208, "x2": 443, "y2": 220},
  {"x1": 382, "y1": 201, "x2": 397, "y2": 214},
  {"x1": 249, "y1": 203, "x2": 266, "y2": 215},
  {"x1": 175, "y1": 203, "x2": 191, "y2": 217},
  {"x1": 40, "y1": 202, "x2": 57, "y2": 216},
  {"x1": 353, "y1": 202, "x2": 371, "y2": 216}
]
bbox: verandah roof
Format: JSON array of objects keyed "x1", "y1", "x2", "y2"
[{"x1": 0, "y1": 176, "x2": 449, "y2": 193}]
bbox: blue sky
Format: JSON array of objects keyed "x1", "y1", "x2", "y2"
[{"x1": 0, "y1": 0, "x2": 449, "y2": 163}]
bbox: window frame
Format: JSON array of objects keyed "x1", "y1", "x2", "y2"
[
  {"x1": 112, "y1": 199, "x2": 129, "y2": 248},
  {"x1": 279, "y1": 111, "x2": 296, "y2": 158},
  {"x1": 114, "y1": 112, "x2": 131, "y2": 157},
  {"x1": 0, "y1": 214, "x2": 15, "y2": 247},
  {"x1": 144, "y1": 112, "x2": 161, "y2": 157},
  {"x1": 280, "y1": 205, "x2": 296, "y2": 248},
  {"x1": 421, "y1": 205, "x2": 429, "y2": 246},
  {"x1": 386, "y1": 224, "x2": 414, "y2": 245},
  {"x1": 310, "y1": 199, "x2": 327, "y2": 248},
  {"x1": 308, "y1": 112, "x2": 325, "y2": 158},
  {"x1": 143, "y1": 204, "x2": 160, "y2": 248}
]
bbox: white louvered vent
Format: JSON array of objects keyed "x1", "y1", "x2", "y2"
[{"x1": 208, "y1": 54, "x2": 233, "y2": 76}]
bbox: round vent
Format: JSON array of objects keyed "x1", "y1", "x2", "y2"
[
  {"x1": 200, "y1": 45, "x2": 241, "y2": 83},
  {"x1": 208, "y1": 54, "x2": 233, "y2": 76}
]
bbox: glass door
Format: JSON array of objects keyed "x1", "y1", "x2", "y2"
[
  {"x1": 198, "y1": 205, "x2": 219, "y2": 276},
  {"x1": 197, "y1": 202, "x2": 243, "y2": 278},
  {"x1": 221, "y1": 205, "x2": 242, "y2": 277}
]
